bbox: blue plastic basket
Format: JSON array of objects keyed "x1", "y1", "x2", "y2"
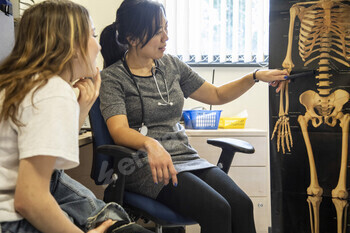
[{"x1": 182, "y1": 110, "x2": 222, "y2": 129}]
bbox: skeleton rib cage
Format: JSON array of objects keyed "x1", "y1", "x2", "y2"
[{"x1": 299, "y1": 3, "x2": 350, "y2": 69}]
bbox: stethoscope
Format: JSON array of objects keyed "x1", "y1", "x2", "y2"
[{"x1": 122, "y1": 51, "x2": 173, "y2": 136}]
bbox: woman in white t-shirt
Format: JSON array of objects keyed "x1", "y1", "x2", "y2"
[{"x1": 0, "y1": 1, "x2": 152, "y2": 233}]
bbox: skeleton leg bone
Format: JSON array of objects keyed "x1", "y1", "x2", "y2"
[
  {"x1": 298, "y1": 114, "x2": 323, "y2": 197},
  {"x1": 307, "y1": 195, "x2": 322, "y2": 233},
  {"x1": 332, "y1": 113, "x2": 350, "y2": 233},
  {"x1": 298, "y1": 113, "x2": 323, "y2": 233},
  {"x1": 332, "y1": 198, "x2": 348, "y2": 233},
  {"x1": 299, "y1": 89, "x2": 350, "y2": 233}
]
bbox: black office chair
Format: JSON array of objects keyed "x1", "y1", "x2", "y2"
[{"x1": 89, "y1": 97, "x2": 255, "y2": 233}]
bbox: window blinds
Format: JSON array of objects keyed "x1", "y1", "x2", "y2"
[{"x1": 159, "y1": 0, "x2": 270, "y2": 64}]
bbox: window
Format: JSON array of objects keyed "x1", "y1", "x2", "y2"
[
  {"x1": 157, "y1": 0, "x2": 270, "y2": 65},
  {"x1": 19, "y1": 0, "x2": 34, "y2": 16}
]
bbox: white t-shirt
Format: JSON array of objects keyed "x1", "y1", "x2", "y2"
[{"x1": 0, "y1": 76, "x2": 80, "y2": 222}]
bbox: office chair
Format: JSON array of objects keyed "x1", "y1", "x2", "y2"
[{"x1": 89, "y1": 97, "x2": 255, "y2": 233}]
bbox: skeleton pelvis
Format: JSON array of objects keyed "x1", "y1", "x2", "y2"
[{"x1": 299, "y1": 89, "x2": 350, "y2": 127}]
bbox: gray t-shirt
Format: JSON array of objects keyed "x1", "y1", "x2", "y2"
[{"x1": 100, "y1": 54, "x2": 214, "y2": 198}]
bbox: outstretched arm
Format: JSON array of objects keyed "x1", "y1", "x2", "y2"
[{"x1": 189, "y1": 69, "x2": 288, "y2": 104}]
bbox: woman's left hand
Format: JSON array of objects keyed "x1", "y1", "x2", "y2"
[
  {"x1": 255, "y1": 69, "x2": 288, "y2": 83},
  {"x1": 73, "y1": 67, "x2": 101, "y2": 126}
]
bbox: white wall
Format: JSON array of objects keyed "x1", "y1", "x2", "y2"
[
  {"x1": 69, "y1": 1, "x2": 270, "y2": 131},
  {"x1": 32, "y1": 0, "x2": 121, "y2": 68},
  {"x1": 188, "y1": 67, "x2": 270, "y2": 131},
  {"x1": 68, "y1": 0, "x2": 122, "y2": 68},
  {"x1": 0, "y1": 12, "x2": 15, "y2": 63}
]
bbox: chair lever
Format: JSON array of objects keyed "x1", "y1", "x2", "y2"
[{"x1": 104, "y1": 173, "x2": 125, "y2": 205}]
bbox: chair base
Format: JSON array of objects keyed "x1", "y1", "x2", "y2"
[
  {"x1": 154, "y1": 225, "x2": 186, "y2": 233},
  {"x1": 155, "y1": 224, "x2": 162, "y2": 233}
]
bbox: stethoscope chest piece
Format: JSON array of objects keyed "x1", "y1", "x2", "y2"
[{"x1": 139, "y1": 124, "x2": 148, "y2": 136}]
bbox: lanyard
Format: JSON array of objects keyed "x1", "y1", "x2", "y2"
[
  {"x1": 122, "y1": 52, "x2": 173, "y2": 136},
  {"x1": 122, "y1": 55, "x2": 147, "y2": 135}
]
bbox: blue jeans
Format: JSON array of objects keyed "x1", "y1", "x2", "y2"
[{"x1": 0, "y1": 170, "x2": 130, "y2": 233}]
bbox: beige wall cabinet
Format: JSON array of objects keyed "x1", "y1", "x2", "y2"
[{"x1": 185, "y1": 129, "x2": 270, "y2": 233}]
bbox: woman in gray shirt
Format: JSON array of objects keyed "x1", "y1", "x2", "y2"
[{"x1": 99, "y1": 1, "x2": 287, "y2": 232}]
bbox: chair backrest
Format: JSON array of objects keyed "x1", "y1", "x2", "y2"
[{"x1": 89, "y1": 97, "x2": 116, "y2": 185}]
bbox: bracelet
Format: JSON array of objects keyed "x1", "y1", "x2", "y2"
[{"x1": 253, "y1": 69, "x2": 260, "y2": 83}]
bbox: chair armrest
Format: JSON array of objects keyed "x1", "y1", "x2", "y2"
[
  {"x1": 206, "y1": 138, "x2": 255, "y2": 173},
  {"x1": 97, "y1": 144, "x2": 137, "y2": 158},
  {"x1": 97, "y1": 145, "x2": 146, "y2": 173},
  {"x1": 207, "y1": 138, "x2": 255, "y2": 154}
]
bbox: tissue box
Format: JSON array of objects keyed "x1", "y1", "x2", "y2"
[{"x1": 218, "y1": 117, "x2": 247, "y2": 129}]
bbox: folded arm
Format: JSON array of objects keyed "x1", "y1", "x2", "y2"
[
  {"x1": 14, "y1": 156, "x2": 113, "y2": 233},
  {"x1": 14, "y1": 156, "x2": 83, "y2": 233},
  {"x1": 106, "y1": 115, "x2": 178, "y2": 186}
]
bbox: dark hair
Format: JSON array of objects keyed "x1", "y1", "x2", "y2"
[{"x1": 100, "y1": 0, "x2": 165, "y2": 68}]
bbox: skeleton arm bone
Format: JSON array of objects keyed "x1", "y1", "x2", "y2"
[
  {"x1": 271, "y1": 82, "x2": 292, "y2": 154},
  {"x1": 282, "y1": 5, "x2": 301, "y2": 73},
  {"x1": 284, "y1": 83, "x2": 292, "y2": 151},
  {"x1": 271, "y1": 5, "x2": 301, "y2": 154},
  {"x1": 271, "y1": 82, "x2": 286, "y2": 150},
  {"x1": 293, "y1": 1, "x2": 324, "y2": 7}
]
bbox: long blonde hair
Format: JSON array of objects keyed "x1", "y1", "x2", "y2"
[{"x1": 0, "y1": 0, "x2": 91, "y2": 126}]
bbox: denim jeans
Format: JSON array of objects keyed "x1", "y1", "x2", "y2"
[{"x1": 0, "y1": 170, "x2": 131, "y2": 233}]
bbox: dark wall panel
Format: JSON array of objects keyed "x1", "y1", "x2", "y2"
[{"x1": 269, "y1": 1, "x2": 350, "y2": 233}]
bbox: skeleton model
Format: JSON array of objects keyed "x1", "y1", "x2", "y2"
[{"x1": 271, "y1": 1, "x2": 350, "y2": 233}]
